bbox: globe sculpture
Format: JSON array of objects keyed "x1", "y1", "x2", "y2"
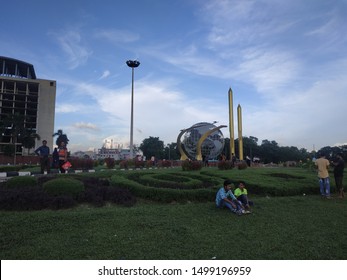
[{"x1": 178, "y1": 122, "x2": 225, "y2": 160}]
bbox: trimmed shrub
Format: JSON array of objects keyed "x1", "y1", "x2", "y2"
[
  {"x1": 105, "y1": 157, "x2": 116, "y2": 169},
  {"x1": 49, "y1": 195, "x2": 77, "y2": 210},
  {"x1": 0, "y1": 165, "x2": 24, "y2": 172},
  {"x1": 37, "y1": 174, "x2": 59, "y2": 186},
  {"x1": 5, "y1": 176, "x2": 38, "y2": 189},
  {"x1": 158, "y1": 160, "x2": 172, "y2": 168},
  {"x1": 111, "y1": 175, "x2": 215, "y2": 203},
  {"x1": 43, "y1": 178, "x2": 85, "y2": 199},
  {"x1": 134, "y1": 160, "x2": 145, "y2": 169},
  {"x1": 181, "y1": 160, "x2": 203, "y2": 171},
  {"x1": 78, "y1": 178, "x2": 136, "y2": 207},
  {"x1": 125, "y1": 172, "x2": 219, "y2": 190},
  {"x1": 105, "y1": 186, "x2": 136, "y2": 207},
  {"x1": 0, "y1": 187, "x2": 50, "y2": 210},
  {"x1": 69, "y1": 176, "x2": 109, "y2": 188},
  {"x1": 217, "y1": 160, "x2": 234, "y2": 170},
  {"x1": 69, "y1": 157, "x2": 94, "y2": 170},
  {"x1": 237, "y1": 161, "x2": 248, "y2": 170},
  {"x1": 119, "y1": 160, "x2": 128, "y2": 169}
]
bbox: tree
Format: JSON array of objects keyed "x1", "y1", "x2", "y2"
[
  {"x1": 139, "y1": 136, "x2": 164, "y2": 160},
  {"x1": 237, "y1": 136, "x2": 260, "y2": 160},
  {"x1": 20, "y1": 130, "x2": 41, "y2": 154},
  {"x1": 279, "y1": 146, "x2": 308, "y2": 162},
  {"x1": 317, "y1": 146, "x2": 344, "y2": 160},
  {"x1": 53, "y1": 129, "x2": 69, "y2": 146},
  {"x1": 0, "y1": 114, "x2": 27, "y2": 163},
  {"x1": 222, "y1": 138, "x2": 231, "y2": 159},
  {"x1": 163, "y1": 142, "x2": 180, "y2": 160},
  {"x1": 259, "y1": 139, "x2": 280, "y2": 163}
]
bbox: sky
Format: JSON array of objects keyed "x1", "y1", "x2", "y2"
[{"x1": 1, "y1": 0, "x2": 347, "y2": 153}]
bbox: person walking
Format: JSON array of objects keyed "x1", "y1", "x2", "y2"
[
  {"x1": 332, "y1": 153, "x2": 345, "y2": 198},
  {"x1": 35, "y1": 140, "x2": 50, "y2": 174},
  {"x1": 315, "y1": 153, "x2": 331, "y2": 199}
]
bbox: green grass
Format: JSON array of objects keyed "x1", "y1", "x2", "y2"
[
  {"x1": 1, "y1": 196, "x2": 346, "y2": 260},
  {"x1": 0, "y1": 167, "x2": 346, "y2": 260}
]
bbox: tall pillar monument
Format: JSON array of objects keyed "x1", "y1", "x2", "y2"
[
  {"x1": 228, "y1": 88, "x2": 235, "y2": 159},
  {"x1": 237, "y1": 104, "x2": 244, "y2": 160}
]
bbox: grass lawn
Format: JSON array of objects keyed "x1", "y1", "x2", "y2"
[{"x1": 1, "y1": 193, "x2": 346, "y2": 259}]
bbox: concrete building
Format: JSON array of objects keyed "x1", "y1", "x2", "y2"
[{"x1": 0, "y1": 56, "x2": 56, "y2": 155}]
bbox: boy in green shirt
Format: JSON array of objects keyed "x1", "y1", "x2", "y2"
[
  {"x1": 234, "y1": 181, "x2": 253, "y2": 210},
  {"x1": 215, "y1": 180, "x2": 251, "y2": 215}
]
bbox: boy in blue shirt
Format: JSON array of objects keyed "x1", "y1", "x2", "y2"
[{"x1": 216, "y1": 179, "x2": 250, "y2": 215}]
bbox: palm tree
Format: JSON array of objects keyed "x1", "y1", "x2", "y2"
[
  {"x1": 0, "y1": 114, "x2": 27, "y2": 164},
  {"x1": 20, "y1": 130, "x2": 41, "y2": 154},
  {"x1": 53, "y1": 129, "x2": 69, "y2": 146}
]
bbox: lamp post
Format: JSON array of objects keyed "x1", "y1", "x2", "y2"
[{"x1": 126, "y1": 60, "x2": 140, "y2": 159}]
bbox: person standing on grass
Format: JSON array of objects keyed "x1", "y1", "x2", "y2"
[
  {"x1": 215, "y1": 179, "x2": 250, "y2": 215},
  {"x1": 35, "y1": 140, "x2": 50, "y2": 174},
  {"x1": 234, "y1": 181, "x2": 253, "y2": 210},
  {"x1": 315, "y1": 153, "x2": 331, "y2": 199},
  {"x1": 331, "y1": 153, "x2": 345, "y2": 198},
  {"x1": 51, "y1": 147, "x2": 59, "y2": 168}
]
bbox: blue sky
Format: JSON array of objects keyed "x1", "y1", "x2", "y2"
[{"x1": 1, "y1": 0, "x2": 346, "y2": 153}]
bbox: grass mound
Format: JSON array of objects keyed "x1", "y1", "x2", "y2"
[
  {"x1": 43, "y1": 178, "x2": 85, "y2": 198},
  {"x1": 5, "y1": 176, "x2": 38, "y2": 189}
]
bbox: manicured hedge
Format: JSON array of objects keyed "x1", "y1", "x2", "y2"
[
  {"x1": 110, "y1": 174, "x2": 216, "y2": 202},
  {"x1": 0, "y1": 174, "x2": 136, "y2": 211},
  {"x1": 5, "y1": 176, "x2": 38, "y2": 189},
  {"x1": 43, "y1": 178, "x2": 85, "y2": 198}
]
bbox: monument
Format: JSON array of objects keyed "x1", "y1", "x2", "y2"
[
  {"x1": 177, "y1": 88, "x2": 244, "y2": 162},
  {"x1": 177, "y1": 122, "x2": 226, "y2": 161}
]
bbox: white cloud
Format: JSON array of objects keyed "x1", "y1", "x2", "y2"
[
  {"x1": 72, "y1": 122, "x2": 99, "y2": 131},
  {"x1": 94, "y1": 29, "x2": 140, "y2": 43},
  {"x1": 98, "y1": 70, "x2": 110, "y2": 80},
  {"x1": 51, "y1": 29, "x2": 93, "y2": 69},
  {"x1": 55, "y1": 104, "x2": 83, "y2": 113},
  {"x1": 236, "y1": 48, "x2": 298, "y2": 92}
]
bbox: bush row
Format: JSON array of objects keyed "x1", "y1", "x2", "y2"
[
  {"x1": 110, "y1": 174, "x2": 216, "y2": 203},
  {"x1": 0, "y1": 175, "x2": 136, "y2": 210},
  {"x1": 111, "y1": 169, "x2": 322, "y2": 202},
  {"x1": 181, "y1": 160, "x2": 203, "y2": 171},
  {"x1": 200, "y1": 169, "x2": 322, "y2": 197},
  {"x1": 123, "y1": 171, "x2": 222, "y2": 190},
  {"x1": 118, "y1": 159, "x2": 177, "y2": 169}
]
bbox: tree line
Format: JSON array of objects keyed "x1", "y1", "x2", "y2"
[{"x1": 138, "y1": 136, "x2": 347, "y2": 164}]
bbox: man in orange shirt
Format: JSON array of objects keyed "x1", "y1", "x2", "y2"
[{"x1": 315, "y1": 153, "x2": 330, "y2": 199}]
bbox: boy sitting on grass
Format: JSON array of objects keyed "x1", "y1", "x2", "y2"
[
  {"x1": 234, "y1": 181, "x2": 253, "y2": 210},
  {"x1": 215, "y1": 179, "x2": 251, "y2": 215}
]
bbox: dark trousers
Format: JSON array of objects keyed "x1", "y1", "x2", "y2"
[
  {"x1": 40, "y1": 156, "x2": 50, "y2": 174},
  {"x1": 334, "y1": 175, "x2": 343, "y2": 190},
  {"x1": 237, "y1": 194, "x2": 253, "y2": 206}
]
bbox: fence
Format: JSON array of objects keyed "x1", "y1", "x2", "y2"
[{"x1": 0, "y1": 155, "x2": 40, "y2": 165}]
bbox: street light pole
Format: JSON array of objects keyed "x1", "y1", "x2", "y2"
[{"x1": 126, "y1": 60, "x2": 140, "y2": 159}]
